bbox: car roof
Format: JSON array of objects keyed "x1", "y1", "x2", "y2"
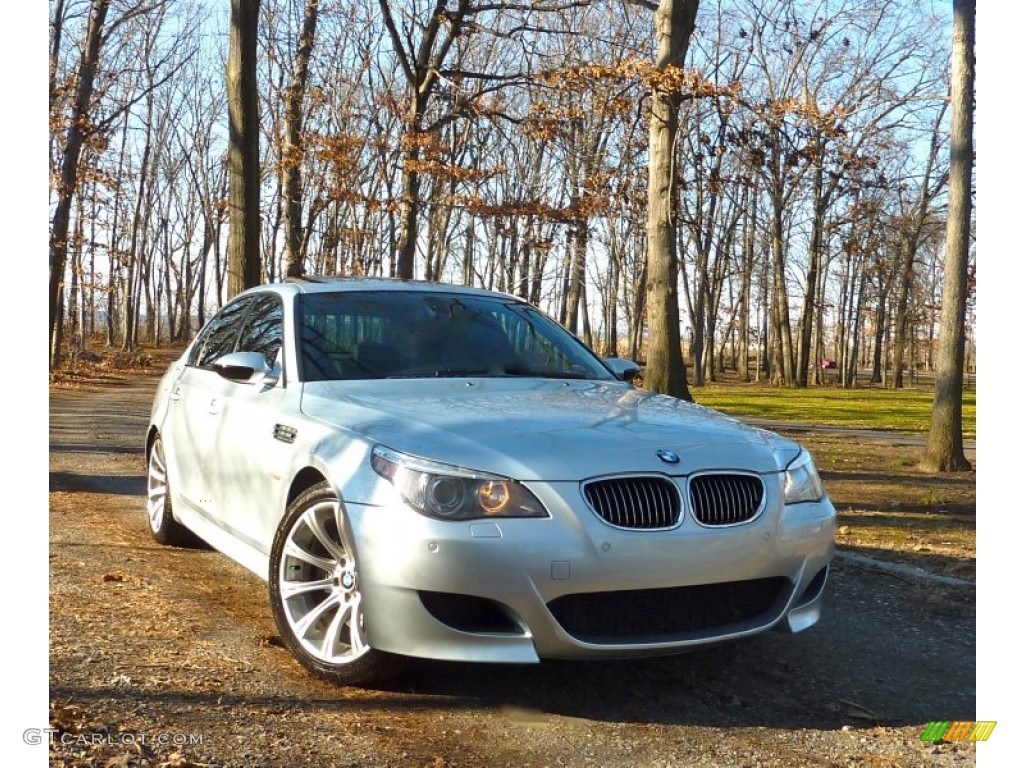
[{"x1": 239, "y1": 276, "x2": 521, "y2": 301}]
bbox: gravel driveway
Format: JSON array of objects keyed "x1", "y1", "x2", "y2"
[{"x1": 48, "y1": 380, "x2": 977, "y2": 767}]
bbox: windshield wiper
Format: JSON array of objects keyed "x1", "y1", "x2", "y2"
[
  {"x1": 384, "y1": 369, "x2": 596, "y2": 380},
  {"x1": 385, "y1": 369, "x2": 489, "y2": 379},
  {"x1": 498, "y1": 369, "x2": 594, "y2": 380},
  {"x1": 432, "y1": 369, "x2": 490, "y2": 378},
  {"x1": 528, "y1": 372, "x2": 593, "y2": 380}
]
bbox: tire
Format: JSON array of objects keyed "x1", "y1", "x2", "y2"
[
  {"x1": 269, "y1": 481, "x2": 402, "y2": 686},
  {"x1": 146, "y1": 435, "x2": 193, "y2": 546}
]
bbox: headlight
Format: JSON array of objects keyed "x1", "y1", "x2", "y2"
[
  {"x1": 783, "y1": 450, "x2": 826, "y2": 504},
  {"x1": 371, "y1": 446, "x2": 549, "y2": 521}
]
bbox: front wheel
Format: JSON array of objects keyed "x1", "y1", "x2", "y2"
[{"x1": 268, "y1": 481, "x2": 402, "y2": 686}]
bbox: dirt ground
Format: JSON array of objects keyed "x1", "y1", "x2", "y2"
[{"x1": 48, "y1": 368, "x2": 978, "y2": 768}]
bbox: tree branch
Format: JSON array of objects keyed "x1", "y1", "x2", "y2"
[{"x1": 376, "y1": 0, "x2": 414, "y2": 84}]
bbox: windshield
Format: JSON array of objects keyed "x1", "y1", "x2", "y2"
[{"x1": 296, "y1": 291, "x2": 616, "y2": 382}]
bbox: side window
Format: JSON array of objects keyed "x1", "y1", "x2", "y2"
[
  {"x1": 187, "y1": 298, "x2": 252, "y2": 368},
  {"x1": 237, "y1": 294, "x2": 283, "y2": 368}
]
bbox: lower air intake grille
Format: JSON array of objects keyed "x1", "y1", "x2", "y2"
[
  {"x1": 548, "y1": 578, "x2": 789, "y2": 643},
  {"x1": 419, "y1": 591, "x2": 521, "y2": 634},
  {"x1": 688, "y1": 473, "x2": 765, "y2": 526},
  {"x1": 582, "y1": 476, "x2": 680, "y2": 529}
]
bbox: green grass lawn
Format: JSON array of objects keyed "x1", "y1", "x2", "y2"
[{"x1": 691, "y1": 383, "x2": 976, "y2": 439}]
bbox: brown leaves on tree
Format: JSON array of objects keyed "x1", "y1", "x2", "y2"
[
  {"x1": 537, "y1": 58, "x2": 736, "y2": 100},
  {"x1": 445, "y1": 192, "x2": 609, "y2": 224}
]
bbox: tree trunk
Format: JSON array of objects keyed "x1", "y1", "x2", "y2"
[
  {"x1": 396, "y1": 128, "x2": 422, "y2": 280},
  {"x1": 769, "y1": 187, "x2": 795, "y2": 385},
  {"x1": 517, "y1": 219, "x2": 533, "y2": 301},
  {"x1": 644, "y1": 0, "x2": 698, "y2": 401},
  {"x1": 630, "y1": 262, "x2": 647, "y2": 363},
  {"x1": 282, "y1": 0, "x2": 320, "y2": 278},
  {"x1": 870, "y1": 285, "x2": 888, "y2": 384},
  {"x1": 845, "y1": 268, "x2": 867, "y2": 389},
  {"x1": 796, "y1": 155, "x2": 825, "y2": 387},
  {"x1": 463, "y1": 219, "x2": 476, "y2": 286},
  {"x1": 85, "y1": 179, "x2": 99, "y2": 348},
  {"x1": 226, "y1": 0, "x2": 262, "y2": 298},
  {"x1": 123, "y1": 105, "x2": 154, "y2": 352},
  {"x1": 738, "y1": 185, "x2": 756, "y2": 381},
  {"x1": 49, "y1": 0, "x2": 110, "y2": 369},
  {"x1": 565, "y1": 223, "x2": 588, "y2": 335},
  {"x1": 890, "y1": 235, "x2": 917, "y2": 390},
  {"x1": 922, "y1": 0, "x2": 973, "y2": 472},
  {"x1": 813, "y1": 252, "x2": 830, "y2": 385},
  {"x1": 49, "y1": 0, "x2": 67, "y2": 164},
  {"x1": 68, "y1": 190, "x2": 84, "y2": 355},
  {"x1": 604, "y1": 230, "x2": 622, "y2": 356},
  {"x1": 837, "y1": 249, "x2": 859, "y2": 387},
  {"x1": 702, "y1": 205, "x2": 738, "y2": 383}
]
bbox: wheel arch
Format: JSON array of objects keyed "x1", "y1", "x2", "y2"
[
  {"x1": 287, "y1": 466, "x2": 331, "y2": 509},
  {"x1": 145, "y1": 425, "x2": 160, "y2": 460}
]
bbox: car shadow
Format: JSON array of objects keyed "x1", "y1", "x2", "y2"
[
  {"x1": 364, "y1": 563, "x2": 975, "y2": 731},
  {"x1": 49, "y1": 444, "x2": 145, "y2": 455},
  {"x1": 49, "y1": 471, "x2": 146, "y2": 496}
]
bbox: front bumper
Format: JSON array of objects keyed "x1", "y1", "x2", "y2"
[{"x1": 345, "y1": 478, "x2": 835, "y2": 663}]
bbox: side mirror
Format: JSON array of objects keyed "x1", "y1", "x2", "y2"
[
  {"x1": 604, "y1": 357, "x2": 642, "y2": 384},
  {"x1": 213, "y1": 351, "x2": 273, "y2": 382}
]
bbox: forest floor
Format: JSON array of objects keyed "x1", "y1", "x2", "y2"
[{"x1": 47, "y1": 351, "x2": 978, "y2": 767}]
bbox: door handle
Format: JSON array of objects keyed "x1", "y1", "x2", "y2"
[
  {"x1": 170, "y1": 386, "x2": 181, "y2": 402},
  {"x1": 208, "y1": 397, "x2": 220, "y2": 415}
]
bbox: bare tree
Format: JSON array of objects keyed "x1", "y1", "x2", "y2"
[
  {"x1": 922, "y1": 0, "x2": 973, "y2": 472},
  {"x1": 281, "y1": 0, "x2": 320, "y2": 278},
  {"x1": 49, "y1": 0, "x2": 111, "y2": 369},
  {"x1": 377, "y1": 0, "x2": 471, "y2": 279},
  {"x1": 891, "y1": 102, "x2": 948, "y2": 388},
  {"x1": 47, "y1": 0, "x2": 964, "y2": 386}
]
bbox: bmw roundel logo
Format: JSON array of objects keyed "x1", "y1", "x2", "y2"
[{"x1": 656, "y1": 449, "x2": 680, "y2": 465}]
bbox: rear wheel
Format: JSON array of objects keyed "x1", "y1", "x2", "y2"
[
  {"x1": 269, "y1": 481, "x2": 402, "y2": 685},
  {"x1": 146, "y1": 435, "x2": 193, "y2": 546}
]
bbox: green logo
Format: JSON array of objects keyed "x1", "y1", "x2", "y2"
[{"x1": 921, "y1": 721, "x2": 996, "y2": 743}]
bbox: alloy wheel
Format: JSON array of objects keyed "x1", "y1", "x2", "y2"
[
  {"x1": 147, "y1": 439, "x2": 169, "y2": 533},
  {"x1": 277, "y1": 499, "x2": 368, "y2": 665}
]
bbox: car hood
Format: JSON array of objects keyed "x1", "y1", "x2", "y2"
[{"x1": 300, "y1": 378, "x2": 800, "y2": 480}]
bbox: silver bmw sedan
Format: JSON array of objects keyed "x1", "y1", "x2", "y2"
[{"x1": 146, "y1": 277, "x2": 835, "y2": 685}]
